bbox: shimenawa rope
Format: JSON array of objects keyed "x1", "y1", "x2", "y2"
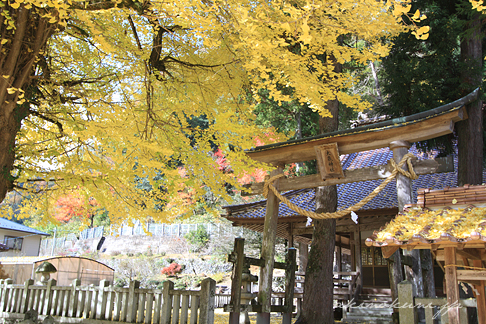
[{"x1": 262, "y1": 152, "x2": 418, "y2": 220}]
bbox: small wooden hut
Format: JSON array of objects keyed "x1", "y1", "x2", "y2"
[{"x1": 366, "y1": 184, "x2": 486, "y2": 324}]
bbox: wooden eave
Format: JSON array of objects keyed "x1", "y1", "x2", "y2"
[
  {"x1": 246, "y1": 89, "x2": 478, "y2": 165},
  {"x1": 226, "y1": 207, "x2": 398, "y2": 235}
]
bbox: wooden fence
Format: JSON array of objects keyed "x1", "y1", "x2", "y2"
[
  {"x1": 0, "y1": 278, "x2": 215, "y2": 324},
  {"x1": 398, "y1": 280, "x2": 477, "y2": 324}
]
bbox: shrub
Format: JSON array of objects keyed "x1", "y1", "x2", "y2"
[
  {"x1": 184, "y1": 227, "x2": 209, "y2": 252},
  {"x1": 161, "y1": 262, "x2": 182, "y2": 276}
]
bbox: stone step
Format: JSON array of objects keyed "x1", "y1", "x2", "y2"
[
  {"x1": 343, "y1": 306, "x2": 393, "y2": 324},
  {"x1": 342, "y1": 317, "x2": 393, "y2": 324},
  {"x1": 347, "y1": 307, "x2": 393, "y2": 316}
]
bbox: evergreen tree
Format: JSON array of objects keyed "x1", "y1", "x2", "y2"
[{"x1": 379, "y1": 0, "x2": 485, "y2": 178}]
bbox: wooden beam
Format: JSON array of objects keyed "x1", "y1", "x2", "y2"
[
  {"x1": 243, "y1": 156, "x2": 453, "y2": 195},
  {"x1": 457, "y1": 270, "x2": 486, "y2": 281},
  {"x1": 246, "y1": 106, "x2": 467, "y2": 165},
  {"x1": 456, "y1": 248, "x2": 482, "y2": 260},
  {"x1": 444, "y1": 247, "x2": 460, "y2": 324}
]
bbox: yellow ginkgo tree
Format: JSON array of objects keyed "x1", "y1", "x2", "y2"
[{"x1": 0, "y1": 0, "x2": 423, "y2": 226}]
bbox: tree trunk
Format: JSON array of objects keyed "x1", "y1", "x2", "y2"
[
  {"x1": 296, "y1": 95, "x2": 339, "y2": 324},
  {"x1": 0, "y1": 8, "x2": 52, "y2": 203},
  {"x1": 457, "y1": 11, "x2": 483, "y2": 186},
  {"x1": 0, "y1": 105, "x2": 22, "y2": 202},
  {"x1": 298, "y1": 187, "x2": 337, "y2": 324}
]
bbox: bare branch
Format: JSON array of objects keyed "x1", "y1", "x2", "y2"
[{"x1": 29, "y1": 109, "x2": 64, "y2": 135}]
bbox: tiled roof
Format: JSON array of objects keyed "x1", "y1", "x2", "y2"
[
  {"x1": 366, "y1": 185, "x2": 486, "y2": 247},
  {"x1": 366, "y1": 205, "x2": 486, "y2": 247},
  {"x1": 224, "y1": 146, "x2": 481, "y2": 220},
  {"x1": 0, "y1": 218, "x2": 49, "y2": 236}
]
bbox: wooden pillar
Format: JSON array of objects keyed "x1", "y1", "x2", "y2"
[
  {"x1": 350, "y1": 232, "x2": 356, "y2": 272},
  {"x1": 257, "y1": 165, "x2": 284, "y2": 324},
  {"x1": 282, "y1": 248, "x2": 297, "y2": 324},
  {"x1": 473, "y1": 259, "x2": 486, "y2": 324},
  {"x1": 336, "y1": 236, "x2": 342, "y2": 273},
  {"x1": 289, "y1": 223, "x2": 294, "y2": 248},
  {"x1": 444, "y1": 247, "x2": 460, "y2": 324},
  {"x1": 298, "y1": 243, "x2": 308, "y2": 273},
  {"x1": 353, "y1": 227, "x2": 362, "y2": 300},
  {"x1": 390, "y1": 141, "x2": 424, "y2": 300},
  {"x1": 229, "y1": 238, "x2": 245, "y2": 324},
  {"x1": 390, "y1": 140, "x2": 413, "y2": 210}
]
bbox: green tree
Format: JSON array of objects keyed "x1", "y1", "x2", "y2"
[{"x1": 379, "y1": 0, "x2": 485, "y2": 182}]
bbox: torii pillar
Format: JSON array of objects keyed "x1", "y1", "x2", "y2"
[
  {"x1": 257, "y1": 165, "x2": 284, "y2": 324},
  {"x1": 390, "y1": 141, "x2": 429, "y2": 320}
]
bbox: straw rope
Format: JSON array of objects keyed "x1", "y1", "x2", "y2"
[{"x1": 262, "y1": 152, "x2": 418, "y2": 220}]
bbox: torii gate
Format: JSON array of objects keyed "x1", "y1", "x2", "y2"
[{"x1": 240, "y1": 89, "x2": 479, "y2": 324}]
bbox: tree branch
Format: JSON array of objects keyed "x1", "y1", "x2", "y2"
[{"x1": 29, "y1": 109, "x2": 64, "y2": 135}]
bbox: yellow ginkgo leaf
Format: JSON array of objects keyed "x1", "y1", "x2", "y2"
[
  {"x1": 412, "y1": 10, "x2": 420, "y2": 20},
  {"x1": 7, "y1": 87, "x2": 17, "y2": 94},
  {"x1": 417, "y1": 26, "x2": 430, "y2": 34},
  {"x1": 2, "y1": 75, "x2": 9, "y2": 79},
  {"x1": 10, "y1": 1, "x2": 20, "y2": 9},
  {"x1": 1, "y1": 39, "x2": 7, "y2": 45}
]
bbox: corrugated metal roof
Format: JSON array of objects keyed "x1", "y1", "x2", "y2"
[{"x1": 0, "y1": 218, "x2": 49, "y2": 236}]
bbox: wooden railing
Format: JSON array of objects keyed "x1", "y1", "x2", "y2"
[
  {"x1": 398, "y1": 280, "x2": 477, "y2": 324},
  {"x1": 0, "y1": 278, "x2": 215, "y2": 324}
]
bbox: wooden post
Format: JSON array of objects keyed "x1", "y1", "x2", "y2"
[
  {"x1": 390, "y1": 141, "x2": 423, "y2": 312},
  {"x1": 257, "y1": 165, "x2": 284, "y2": 324},
  {"x1": 398, "y1": 280, "x2": 416, "y2": 324},
  {"x1": 390, "y1": 140, "x2": 413, "y2": 210},
  {"x1": 336, "y1": 236, "x2": 342, "y2": 273},
  {"x1": 199, "y1": 278, "x2": 215, "y2": 324},
  {"x1": 69, "y1": 279, "x2": 81, "y2": 318},
  {"x1": 161, "y1": 280, "x2": 174, "y2": 324},
  {"x1": 282, "y1": 248, "x2": 296, "y2": 324},
  {"x1": 444, "y1": 247, "x2": 460, "y2": 324},
  {"x1": 127, "y1": 280, "x2": 140, "y2": 323},
  {"x1": 171, "y1": 294, "x2": 180, "y2": 324},
  {"x1": 353, "y1": 227, "x2": 362, "y2": 300},
  {"x1": 289, "y1": 223, "x2": 294, "y2": 248},
  {"x1": 20, "y1": 279, "x2": 33, "y2": 313},
  {"x1": 473, "y1": 259, "x2": 486, "y2": 324},
  {"x1": 43, "y1": 279, "x2": 56, "y2": 315},
  {"x1": 229, "y1": 238, "x2": 244, "y2": 324},
  {"x1": 0, "y1": 279, "x2": 11, "y2": 312},
  {"x1": 90, "y1": 284, "x2": 99, "y2": 319},
  {"x1": 145, "y1": 292, "x2": 154, "y2": 324},
  {"x1": 190, "y1": 295, "x2": 199, "y2": 324},
  {"x1": 153, "y1": 292, "x2": 162, "y2": 324},
  {"x1": 96, "y1": 279, "x2": 109, "y2": 320},
  {"x1": 420, "y1": 250, "x2": 436, "y2": 298}
]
